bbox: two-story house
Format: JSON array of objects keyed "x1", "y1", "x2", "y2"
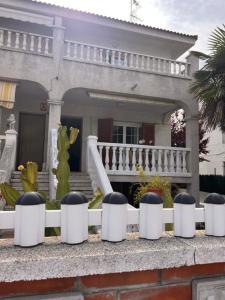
[{"x1": 0, "y1": 0, "x2": 200, "y2": 202}]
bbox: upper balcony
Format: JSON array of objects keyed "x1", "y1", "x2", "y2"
[
  {"x1": 63, "y1": 39, "x2": 191, "y2": 79},
  {"x1": 0, "y1": 26, "x2": 191, "y2": 80}
]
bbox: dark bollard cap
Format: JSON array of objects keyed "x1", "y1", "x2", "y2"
[
  {"x1": 140, "y1": 192, "x2": 163, "y2": 204},
  {"x1": 61, "y1": 192, "x2": 88, "y2": 205},
  {"x1": 103, "y1": 192, "x2": 128, "y2": 205},
  {"x1": 16, "y1": 192, "x2": 45, "y2": 205},
  {"x1": 204, "y1": 193, "x2": 225, "y2": 205},
  {"x1": 174, "y1": 192, "x2": 195, "y2": 205}
]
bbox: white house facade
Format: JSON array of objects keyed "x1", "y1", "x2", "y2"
[
  {"x1": 0, "y1": 0, "x2": 200, "y2": 202},
  {"x1": 200, "y1": 129, "x2": 225, "y2": 175}
]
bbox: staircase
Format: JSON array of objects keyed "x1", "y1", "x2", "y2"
[{"x1": 10, "y1": 172, "x2": 94, "y2": 201}]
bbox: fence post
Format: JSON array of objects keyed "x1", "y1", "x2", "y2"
[
  {"x1": 139, "y1": 192, "x2": 163, "y2": 240},
  {"x1": 61, "y1": 192, "x2": 88, "y2": 244},
  {"x1": 174, "y1": 192, "x2": 196, "y2": 238},
  {"x1": 205, "y1": 193, "x2": 225, "y2": 237},
  {"x1": 102, "y1": 192, "x2": 127, "y2": 242},
  {"x1": 14, "y1": 192, "x2": 45, "y2": 247}
]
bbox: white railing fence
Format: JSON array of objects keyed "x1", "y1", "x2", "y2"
[
  {"x1": 0, "y1": 27, "x2": 53, "y2": 55},
  {"x1": 87, "y1": 136, "x2": 113, "y2": 195},
  {"x1": 64, "y1": 40, "x2": 190, "y2": 78},
  {"x1": 97, "y1": 142, "x2": 191, "y2": 177},
  {"x1": 0, "y1": 202, "x2": 222, "y2": 247}
]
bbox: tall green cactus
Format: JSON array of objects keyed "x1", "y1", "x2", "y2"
[
  {"x1": 0, "y1": 161, "x2": 39, "y2": 207},
  {"x1": 19, "y1": 161, "x2": 38, "y2": 192},
  {"x1": 52, "y1": 125, "x2": 79, "y2": 200}
]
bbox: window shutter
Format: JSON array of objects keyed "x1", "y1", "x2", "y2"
[
  {"x1": 98, "y1": 119, "x2": 113, "y2": 142},
  {"x1": 141, "y1": 123, "x2": 155, "y2": 145}
]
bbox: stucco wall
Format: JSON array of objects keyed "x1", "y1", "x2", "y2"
[{"x1": 200, "y1": 128, "x2": 225, "y2": 175}]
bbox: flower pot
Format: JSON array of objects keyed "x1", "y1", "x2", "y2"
[{"x1": 147, "y1": 188, "x2": 162, "y2": 197}]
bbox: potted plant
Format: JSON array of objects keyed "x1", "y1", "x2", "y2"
[{"x1": 132, "y1": 167, "x2": 173, "y2": 209}]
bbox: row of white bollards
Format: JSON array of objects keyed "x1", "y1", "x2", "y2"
[{"x1": 14, "y1": 191, "x2": 225, "y2": 247}]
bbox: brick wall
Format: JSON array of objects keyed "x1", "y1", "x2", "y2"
[{"x1": 1, "y1": 263, "x2": 225, "y2": 299}]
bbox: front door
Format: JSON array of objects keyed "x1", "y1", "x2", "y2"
[
  {"x1": 17, "y1": 113, "x2": 46, "y2": 171},
  {"x1": 61, "y1": 116, "x2": 82, "y2": 172}
]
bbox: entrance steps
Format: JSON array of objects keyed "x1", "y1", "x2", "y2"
[{"x1": 10, "y1": 172, "x2": 94, "y2": 201}]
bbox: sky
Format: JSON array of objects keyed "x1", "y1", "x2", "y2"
[{"x1": 39, "y1": 0, "x2": 225, "y2": 54}]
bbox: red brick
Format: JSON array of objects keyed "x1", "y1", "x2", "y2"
[
  {"x1": 85, "y1": 291, "x2": 116, "y2": 300},
  {"x1": 162, "y1": 263, "x2": 225, "y2": 283},
  {"x1": 120, "y1": 283, "x2": 191, "y2": 300},
  {"x1": 80, "y1": 270, "x2": 158, "y2": 290},
  {"x1": 0, "y1": 278, "x2": 76, "y2": 298}
]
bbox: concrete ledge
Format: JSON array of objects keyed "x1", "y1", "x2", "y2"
[{"x1": 0, "y1": 232, "x2": 224, "y2": 282}]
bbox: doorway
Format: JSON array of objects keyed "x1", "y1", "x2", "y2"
[
  {"x1": 17, "y1": 112, "x2": 46, "y2": 171},
  {"x1": 61, "y1": 116, "x2": 82, "y2": 172}
]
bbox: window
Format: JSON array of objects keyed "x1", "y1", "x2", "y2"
[
  {"x1": 112, "y1": 122, "x2": 140, "y2": 144},
  {"x1": 112, "y1": 125, "x2": 123, "y2": 143}
]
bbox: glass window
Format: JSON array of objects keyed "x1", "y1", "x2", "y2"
[
  {"x1": 113, "y1": 123, "x2": 139, "y2": 144},
  {"x1": 112, "y1": 125, "x2": 123, "y2": 143},
  {"x1": 126, "y1": 126, "x2": 138, "y2": 144}
]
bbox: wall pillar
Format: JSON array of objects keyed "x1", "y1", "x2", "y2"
[
  {"x1": 46, "y1": 99, "x2": 63, "y2": 168},
  {"x1": 186, "y1": 115, "x2": 200, "y2": 205}
]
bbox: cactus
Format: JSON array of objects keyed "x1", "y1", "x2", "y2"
[
  {"x1": 0, "y1": 183, "x2": 20, "y2": 207},
  {"x1": 19, "y1": 162, "x2": 38, "y2": 192},
  {"x1": 0, "y1": 162, "x2": 40, "y2": 207},
  {"x1": 52, "y1": 125, "x2": 79, "y2": 200}
]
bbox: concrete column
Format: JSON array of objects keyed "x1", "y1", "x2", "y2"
[
  {"x1": 52, "y1": 16, "x2": 65, "y2": 75},
  {"x1": 186, "y1": 52, "x2": 199, "y2": 77},
  {"x1": 186, "y1": 115, "x2": 200, "y2": 205},
  {"x1": 46, "y1": 99, "x2": 63, "y2": 168}
]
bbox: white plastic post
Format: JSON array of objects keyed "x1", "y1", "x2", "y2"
[
  {"x1": 204, "y1": 193, "x2": 225, "y2": 237},
  {"x1": 61, "y1": 192, "x2": 88, "y2": 244},
  {"x1": 102, "y1": 192, "x2": 127, "y2": 242},
  {"x1": 174, "y1": 192, "x2": 196, "y2": 238},
  {"x1": 14, "y1": 192, "x2": 45, "y2": 247},
  {"x1": 139, "y1": 193, "x2": 163, "y2": 240}
]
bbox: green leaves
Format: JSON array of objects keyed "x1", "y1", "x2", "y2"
[
  {"x1": 191, "y1": 25, "x2": 225, "y2": 132},
  {"x1": 0, "y1": 183, "x2": 20, "y2": 207}
]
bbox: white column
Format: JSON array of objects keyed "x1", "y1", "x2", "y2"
[
  {"x1": 46, "y1": 99, "x2": 63, "y2": 168},
  {"x1": 186, "y1": 115, "x2": 199, "y2": 205},
  {"x1": 53, "y1": 16, "x2": 65, "y2": 73}
]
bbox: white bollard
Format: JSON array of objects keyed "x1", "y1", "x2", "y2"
[
  {"x1": 139, "y1": 192, "x2": 163, "y2": 240},
  {"x1": 204, "y1": 193, "x2": 225, "y2": 237},
  {"x1": 102, "y1": 192, "x2": 128, "y2": 242},
  {"x1": 174, "y1": 192, "x2": 196, "y2": 238},
  {"x1": 14, "y1": 192, "x2": 45, "y2": 247},
  {"x1": 61, "y1": 192, "x2": 88, "y2": 244}
]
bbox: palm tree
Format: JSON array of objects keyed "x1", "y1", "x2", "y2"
[{"x1": 191, "y1": 25, "x2": 225, "y2": 131}]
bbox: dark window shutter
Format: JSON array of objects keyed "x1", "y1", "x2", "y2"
[
  {"x1": 141, "y1": 123, "x2": 155, "y2": 145},
  {"x1": 98, "y1": 119, "x2": 113, "y2": 142}
]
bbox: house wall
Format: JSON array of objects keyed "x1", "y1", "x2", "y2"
[
  {"x1": 1, "y1": 87, "x2": 171, "y2": 171},
  {"x1": 200, "y1": 128, "x2": 225, "y2": 175},
  {"x1": 1, "y1": 263, "x2": 225, "y2": 299}
]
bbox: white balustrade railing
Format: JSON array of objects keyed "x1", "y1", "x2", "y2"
[
  {"x1": 87, "y1": 136, "x2": 113, "y2": 195},
  {"x1": 0, "y1": 130, "x2": 17, "y2": 183},
  {"x1": 97, "y1": 142, "x2": 191, "y2": 176},
  {"x1": 0, "y1": 27, "x2": 53, "y2": 55},
  {"x1": 64, "y1": 40, "x2": 190, "y2": 78}
]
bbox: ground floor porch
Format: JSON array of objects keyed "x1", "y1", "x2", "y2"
[{"x1": 0, "y1": 80, "x2": 199, "y2": 201}]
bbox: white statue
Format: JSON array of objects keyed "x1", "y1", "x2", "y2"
[{"x1": 7, "y1": 114, "x2": 16, "y2": 130}]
